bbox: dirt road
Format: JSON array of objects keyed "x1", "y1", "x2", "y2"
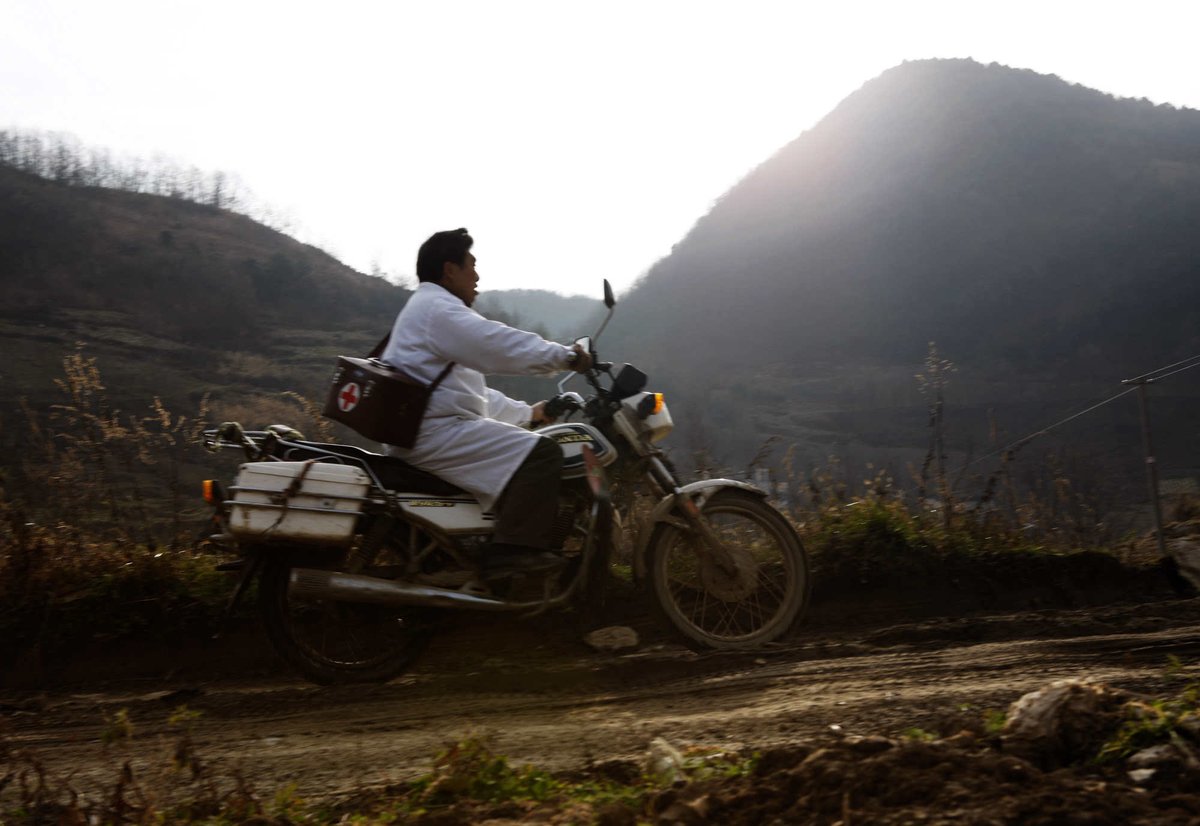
[{"x1": 5, "y1": 597, "x2": 1200, "y2": 805}]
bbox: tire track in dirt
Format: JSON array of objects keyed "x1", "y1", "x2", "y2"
[{"x1": 5, "y1": 602, "x2": 1200, "y2": 801}]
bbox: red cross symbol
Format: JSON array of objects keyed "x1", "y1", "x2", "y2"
[{"x1": 337, "y1": 382, "x2": 361, "y2": 412}]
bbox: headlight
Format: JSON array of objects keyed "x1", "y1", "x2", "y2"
[
  {"x1": 621, "y1": 392, "x2": 674, "y2": 443},
  {"x1": 636, "y1": 392, "x2": 665, "y2": 418}
]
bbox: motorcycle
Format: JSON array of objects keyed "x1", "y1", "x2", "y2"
[{"x1": 201, "y1": 281, "x2": 810, "y2": 684}]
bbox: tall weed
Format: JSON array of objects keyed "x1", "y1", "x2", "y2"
[
  {"x1": 0, "y1": 349, "x2": 242, "y2": 661},
  {"x1": 784, "y1": 450, "x2": 1121, "y2": 576},
  {"x1": 8, "y1": 346, "x2": 210, "y2": 547}
]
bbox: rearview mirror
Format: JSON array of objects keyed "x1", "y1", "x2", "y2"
[
  {"x1": 610, "y1": 364, "x2": 647, "y2": 399},
  {"x1": 603, "y1": 279, "x2": 615, "y2": 309}
]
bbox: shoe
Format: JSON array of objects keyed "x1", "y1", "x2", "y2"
[{"x1": 483, "y1": 543, "x2": 564, "y2": 576}]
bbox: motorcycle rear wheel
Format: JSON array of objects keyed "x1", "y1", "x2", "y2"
[
  {"x1": 259, "y1": 554, "x2": 434, "y2": 685},
  {"x1": 646, "y1": 489, "x2": 809, "y2": 650}
]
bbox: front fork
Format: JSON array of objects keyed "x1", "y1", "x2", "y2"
[
  {"x1": 644, "y1": 455, "x2": 740, "y2": 576},
  {"x1": 579, "y1": 446, "x2": 614, "y2": 607}
]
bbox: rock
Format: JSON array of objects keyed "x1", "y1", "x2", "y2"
[
  {"x1": 1125, "y1": 742, "x2": 1193, "y2": 782},
  {"x1": 1128, "y1": 768, "x2": 1157, "y2": 784},
  {"x1": 1127, "y1": 743, "x2": 1181, "y2": 769},
  {"x1": 645, "y1": 736, "x2": 686, "y2": 784},
  {"x1": 1167, "y1": 537, "x2": 1200, "y2": 590},
  {"x1": 1005, "y1": 680, "x2": 1101, "y2": 739},
  {"x1": 1002, "y1": 679, "x2": 1130, "y2": 767},
  {"x1": 585, "y1": 625, "x2": 640, "y2": 652}
]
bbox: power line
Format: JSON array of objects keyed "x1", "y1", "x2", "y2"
[
  {"x1": 964, "y1": 386, "x2": 1138, "y2": 471},
  {"x1": 1143, "y1": 357, "x2": 1200, "y2": 384},
  {"x1": 964, "y1": 349, "x2": 1200, "y2": 473},
  {"x1": 1124, "y1": 351, "x2": 1200, "y2": 384}
]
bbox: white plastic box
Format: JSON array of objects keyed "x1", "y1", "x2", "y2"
[{"x1": 228, "y1": 461, "x2": 370, "y2": 545}]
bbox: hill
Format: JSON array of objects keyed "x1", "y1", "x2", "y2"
[
  {"x1": 0, "y1": 164, "x2": 598, "y2": 436},
  {"x1": 0, "y1": 164, "x2": 406, "y2": 344},
  {"x1": 0, "y1": 163, "x2": 410, "y2": 431},
  {"x1": 473, "y1": 289, "x2": 603, "y2": 341},
  {"x1": 619, "y1": 59, "x2": 1200, "y2": 370},
  {"x1": 608, "y1": 59, "x2": 1200, "y2": 486}
]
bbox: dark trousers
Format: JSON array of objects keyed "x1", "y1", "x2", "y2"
[{"x1": 493, "y1": 436, "x2": 563, "y2": 550}]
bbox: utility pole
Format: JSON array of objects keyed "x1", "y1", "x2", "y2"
[{"x1": 1121, "y1": 377, "x2": 1167, "y2": 560}]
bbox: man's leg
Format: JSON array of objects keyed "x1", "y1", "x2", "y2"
[{"x1": 492, "y1": 436, "x2": 563, "y2": 550}]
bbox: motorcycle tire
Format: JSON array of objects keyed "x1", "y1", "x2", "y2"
[
  {"x1": 646, "y1": 489, "x2": 809, "y2": 650},
  {"x1": 259, "y1": 554, "x2": 434, "y2": 685}
]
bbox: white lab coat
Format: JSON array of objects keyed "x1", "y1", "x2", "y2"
[{"x1": 380, "y1": 282, "x2": 573, "y2": 510}]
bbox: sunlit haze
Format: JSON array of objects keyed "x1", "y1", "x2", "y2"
[{"x1": 3, "y1": 0, "x2": 1198, "y2": 295}]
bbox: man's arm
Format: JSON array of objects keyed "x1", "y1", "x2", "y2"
[
  {"x1": 485, "y1": 387, "x2": 533, "y2": 426},
  {"x1": 432, "y1": 301, "x2": 573, "y2": 376}
]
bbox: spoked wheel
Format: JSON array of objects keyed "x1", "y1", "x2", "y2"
[
  {"x1": 259, "y1": 553, "x2": 434, "y2": 685},
  {"x1": 646, "y1": 489, "x2": 809, "y2": 650}
]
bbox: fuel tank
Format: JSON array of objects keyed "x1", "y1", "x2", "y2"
[{"x1": 535, "y1": 422, "x2": 617, "y2": 479}]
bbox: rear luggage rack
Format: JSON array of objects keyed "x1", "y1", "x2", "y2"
[{"x1": 202, "y1": 426, "x2": 465, "y2": 496}]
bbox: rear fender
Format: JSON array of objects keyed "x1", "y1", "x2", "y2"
[{"x1": 631, "y1": 479, "x2": 767, "y2": 580}]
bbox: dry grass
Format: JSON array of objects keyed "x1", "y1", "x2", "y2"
[
  {"x1": 0, "y1": 346, "x2": 1152, "y2": 677},
  {"x1": 0, "y1": 348, "x2": 321, "y2": 662}
]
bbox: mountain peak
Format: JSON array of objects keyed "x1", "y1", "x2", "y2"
[{"x1": 617, "y1": 60, "x2": 1200, "y2": 374}]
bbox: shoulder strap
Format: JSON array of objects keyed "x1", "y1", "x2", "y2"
[
  {"x1": 429, "y1": 361, "x2": 456, "y2": 391},
  {"x1": 367, "y1": 333, "x2": 390, "y2": 359},
  {"x1": 367, "y1": 332, "x2": 455, "y2": 389}
]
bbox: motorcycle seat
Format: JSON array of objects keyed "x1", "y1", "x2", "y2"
[{"x1": 273, "y1": 440, "x2": 467, "y2": 497}]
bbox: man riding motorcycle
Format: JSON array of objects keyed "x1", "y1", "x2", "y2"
[{"x1": 380, "y1": 228, "x2": 592, "y2": 573}]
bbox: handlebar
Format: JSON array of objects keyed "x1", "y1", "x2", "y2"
[{"x1": 543, "y1": 392, "x2": 585, "y2": 420}]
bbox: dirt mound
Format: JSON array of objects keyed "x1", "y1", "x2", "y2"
[
  {"x1": 640, "y1": 678, "x2": 1200, "y2": 826},
  {"x1": 287, "y1": 677, "x2": 1200, "y2": 825},
  {"x1": 646, "y1": 734, "x2": 1198, "y2": 825}
]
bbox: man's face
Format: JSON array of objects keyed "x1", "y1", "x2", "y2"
[{"x1": 441, "y1": 252, "x2": 479, "y2": 307}]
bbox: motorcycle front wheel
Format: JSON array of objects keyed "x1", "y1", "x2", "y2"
[
  {"x1": 259, "y1": 553, "x2": 434, "y2": 685},
  {"x1": 646, "y1": 489, "x2": 809, "y2": 650}
]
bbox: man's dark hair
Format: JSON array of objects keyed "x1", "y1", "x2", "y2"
[{"x1": 416, "y1": 228, "x2": 473, "y2": 283}]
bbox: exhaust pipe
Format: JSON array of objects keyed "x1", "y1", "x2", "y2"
[{"x1": 288, "y1": 568, "x2": 511, "y2": 611}]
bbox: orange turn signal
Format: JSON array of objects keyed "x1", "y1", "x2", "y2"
[
  {"x1": 202, "y1": 479, "x2": 217, "y2": 504},
  {"x1": 651, "y1": 393, "x2": 665, "y2": 415}
]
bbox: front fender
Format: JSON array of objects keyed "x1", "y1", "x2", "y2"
[{"x1": 631, "y1": 478, "x2": 767, "y2": 581}]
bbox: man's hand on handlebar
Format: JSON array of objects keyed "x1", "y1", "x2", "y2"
[
  {"x1": 570, "y1": 343, "x2": 593, "y2": 373},
  {"x1": 530, "y1": 400, "x2": 556, "y2": 427},
  {"x1": 533, "y1": 392, "x2": 585, "y2": 427}
]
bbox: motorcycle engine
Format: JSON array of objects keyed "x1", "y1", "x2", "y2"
[{"x1": 550, "y1": 501, "x2": 578, "y2": 550}]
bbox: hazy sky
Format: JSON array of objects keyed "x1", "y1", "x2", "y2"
[{"x1": 3, "y1": 1, "x2": 1198, "y2": 296}]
